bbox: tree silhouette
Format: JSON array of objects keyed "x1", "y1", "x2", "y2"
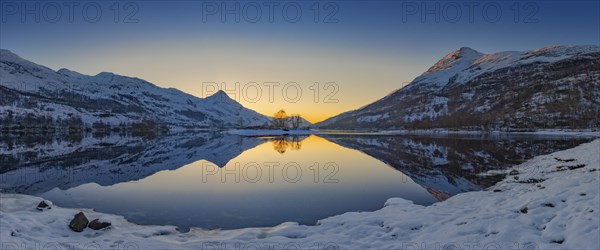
[
  {"x1": 290, "y1": 114, "x2": 302, "y2": 129},
  {"x1": 272, "y1": 109, "x2": 288, "y2": 129}
]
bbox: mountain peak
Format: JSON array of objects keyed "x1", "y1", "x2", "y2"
[
  {"x1": 0, "y1": 48, "x2": 14, "y2": 54},
  {"x1": 95, "y1": 72, "x2": 116, "y2": 77},
  {"x1": 205, "y1": 90, "x2": 237, "y2": 103},
  {"x1": 0, "y1": 49, "x2": 26, "y2": 63},
  {"x1": 425, "y1": 47, "x2": 484, "y2": 74},
  {"x1": 57, "y1": 68, "x2": 86, "y2": 79},
  {"x1": 457, "y1": 47, "x2": 480, "y2": 54},
  {"x1": 214, "y1": 90, "x2": 228, "y2": 96}
]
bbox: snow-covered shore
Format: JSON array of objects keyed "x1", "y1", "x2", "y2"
[{"x1": 1, "y1": 140, "x2": 599, "y2": 250}]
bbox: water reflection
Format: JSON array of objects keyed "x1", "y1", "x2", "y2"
[
  {"x1": 0, "y1": 132, "x2": 264, "y2": 194},
  {"x1": 0, "y1": 132, "x2": 594, "y2": 230},
  {"x1": 321, "y1": 134, "x2": 589, "y2": 200},
  {"x1": 269, "y1": 136, "x2": 306, "y2": 153}
]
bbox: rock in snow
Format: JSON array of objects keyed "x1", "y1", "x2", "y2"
[
  {"x1": 35, "y1": 200, "x2": 52, "y2": 211},
  {"x1": 68, "y1": 212, "x2": 89, "y2": 232},
  {"x1": 88, "y1": 218, "x2": 112, "y2": 230}
]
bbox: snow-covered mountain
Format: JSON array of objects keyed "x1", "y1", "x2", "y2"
[
  {"x1": 0, "y1": 49, "x2": 271, "y2": 130},
  {"x1": 316, "y1": 45, "x2": 600, "y2": 130}
]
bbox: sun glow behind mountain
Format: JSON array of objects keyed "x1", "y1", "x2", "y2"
[
  {"x1": 3, "y1": 37, "x2": 424, "y2": 123},
  {"x1": 1, "y1": 1, "x2": 598, "y2": 122}
]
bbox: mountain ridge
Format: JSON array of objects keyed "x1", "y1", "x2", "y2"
[
  {"x1": 0, "y1": 49, "x2": 272, "y2": 131},
  {"x1": 316, "y1": 45, "x2": 600, "y2": 130}
]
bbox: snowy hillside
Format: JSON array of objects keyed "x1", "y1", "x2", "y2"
[
  {"x1": 316, "y1": 45, "x2": 600, "y2": 130},
  {"x1": 0, "y1": 49, "x2": 271, "y2": 131}
]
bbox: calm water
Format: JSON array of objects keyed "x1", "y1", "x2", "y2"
[{"x1": 0, "y1": 132, "x2": 592, "y2": 231}]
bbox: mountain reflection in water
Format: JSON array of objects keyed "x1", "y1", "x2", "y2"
[{"x1": 0, "y1": 132, "x2": 592, "y2": 230}]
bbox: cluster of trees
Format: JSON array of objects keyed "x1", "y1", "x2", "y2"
[
  {"x1": 272, "y1": 109, "x2": 304, "y2": 129},
  {"x1": 90, "y1": 119, "x2": 167, "y2": 139},
  {"x1": 0, "y1": 110, "x2": 168, "y2": 138},
  {"x1": 0, "y1": 111, "x2": 84, "y2": 132}
]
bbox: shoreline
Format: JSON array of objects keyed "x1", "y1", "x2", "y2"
[
  {"x1": 1, "y1": 139, "x2": 598, "y2": 249},
  {"x1": 225, "y1": 128, "x2": 600, "y2": 137}
]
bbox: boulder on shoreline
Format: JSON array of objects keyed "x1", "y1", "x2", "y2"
[
  {"x1": 69, "y1": 212, "x2": 89, "y2": 232},
  {"x1": 36, "y1": 200, "x2": 52, "y2": 211},
  {"x1": 88, "y1": 218, "x2": 112, "y2": 230}
]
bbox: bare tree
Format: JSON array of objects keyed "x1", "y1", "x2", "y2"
[
  {"x1": 290, "y1": 114, "x2": 302, "y2": 129},
  {"x1": 272, "y1": 109, "x2": 289, "y2": 129}
]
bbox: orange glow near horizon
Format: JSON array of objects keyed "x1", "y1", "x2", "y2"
[{"x1": 21, "y1": 38, "x2": 428, "y2": 124}]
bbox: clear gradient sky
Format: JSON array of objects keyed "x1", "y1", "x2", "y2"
[{"x1": 1, "y1": 0, "x2": 599, "y2": 123}]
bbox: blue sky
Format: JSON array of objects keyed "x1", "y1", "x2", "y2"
[{"x1": 1, "y1": 0, "x2": 599, "y2": 122}]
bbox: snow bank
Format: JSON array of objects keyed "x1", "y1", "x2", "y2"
[{"x1": 1, "y1": 140, "x2": 599, "y2": 249}]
